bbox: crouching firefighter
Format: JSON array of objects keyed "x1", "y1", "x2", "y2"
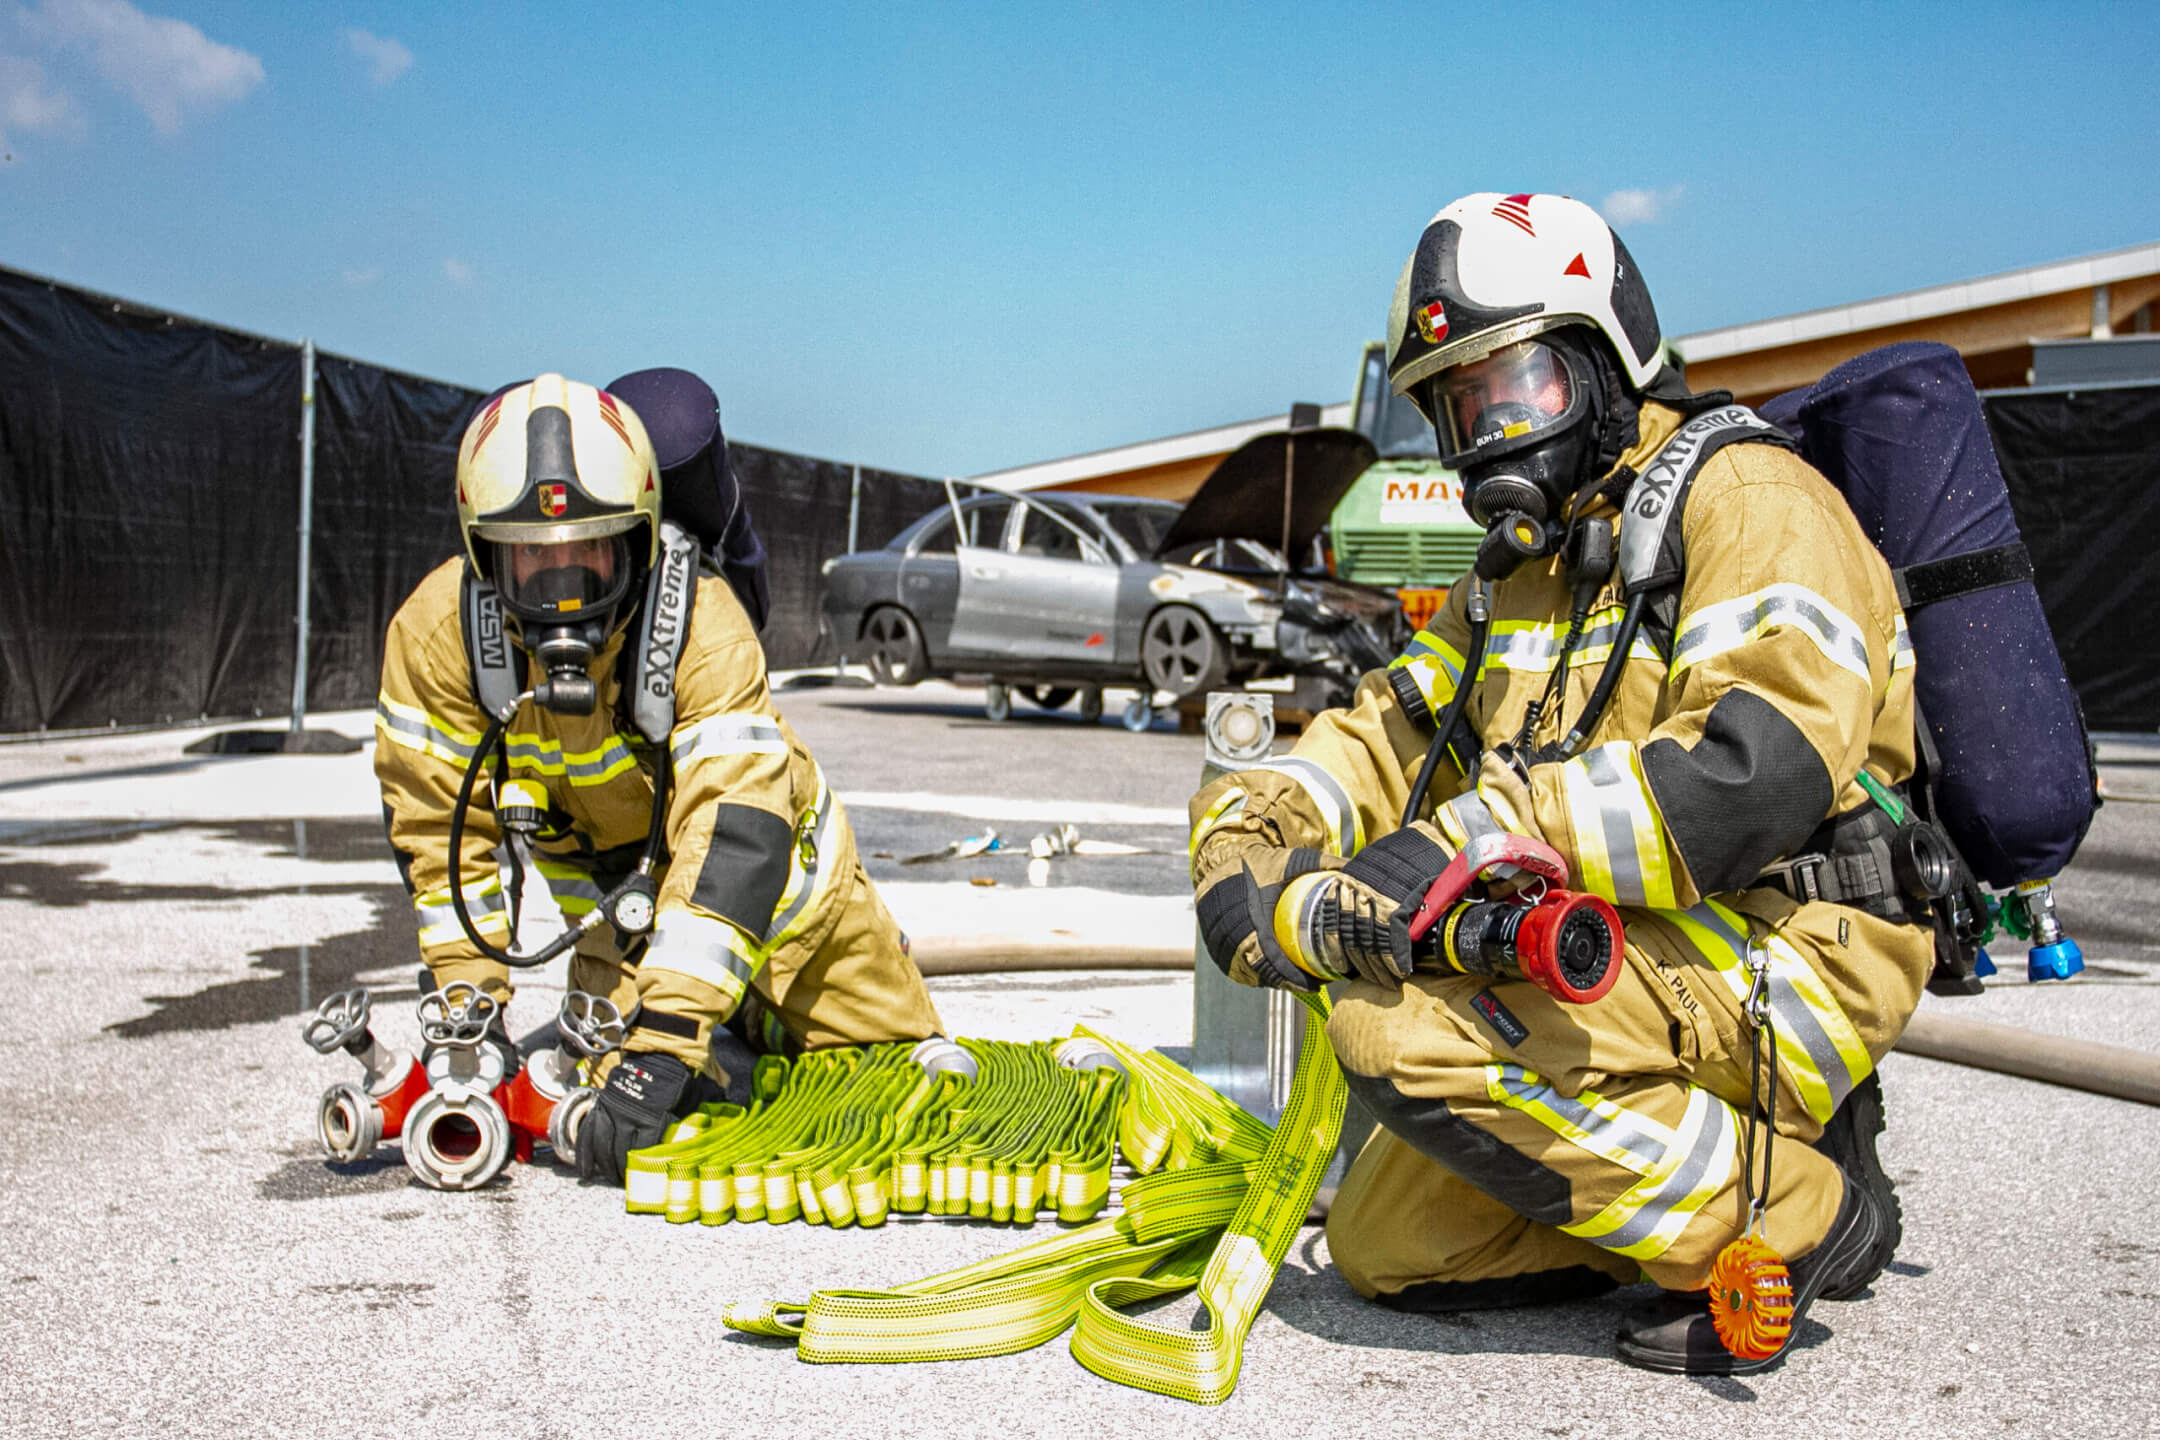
[
  {"x1": 372, "y1": 372, "x2": 945, "y2": 1187},
  {"x1": 1189, "y1": 194, "x2": 1939, "y2": 1374}
]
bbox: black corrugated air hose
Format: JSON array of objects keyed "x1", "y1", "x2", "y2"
[{"x1": 447, "y1": 698, "x2": 671, "y2": 968}]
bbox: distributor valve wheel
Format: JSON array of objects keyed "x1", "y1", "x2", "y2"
[
  {"x1": 557, "y1": 991, "x2": 627, "y2": 1058},
  {"x1": 417, "y1": 980, "x2": 498, "y2": 1048},
  {"x1": 302, "y1": 988, "x2": 371, "y2": 1055}
]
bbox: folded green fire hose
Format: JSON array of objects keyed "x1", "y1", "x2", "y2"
[{"x1": 686, "y1": 994, "x2": 1345, "y2": 1406}]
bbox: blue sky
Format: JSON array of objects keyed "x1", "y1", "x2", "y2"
[{"x1": 3, "y1": 1, "x2": 2155, "y2": 477}]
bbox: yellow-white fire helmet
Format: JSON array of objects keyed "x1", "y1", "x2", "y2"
[{"x1": 454, "y1": 374, "x2": 662, "y2": 632}]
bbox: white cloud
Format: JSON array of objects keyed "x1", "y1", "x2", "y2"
[
  {"x1": 1600, "y1": 184, "x2": 1685, "y2": 227},
  {"x1": 442, "y1": 257, "x2": 473, "y2": 286},
  {"x1": 341, "y1": 27, "x2": 410, "y2": 87},
  {"x1": 341, "y1": 265, "x2": 380, "y2": 287},
  {"x1": 1, "y1": 52, "x2": 84, "y2": 145},
  {"x1": 22, "y1": 0, "x2": 263, "y2": 136}
]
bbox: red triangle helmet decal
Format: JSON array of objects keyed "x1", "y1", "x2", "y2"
[
  {"x1": 645, "y1": 470, "x2": 655, "y2": 492},
  {"x1": 1564, "y1": 252, "x2": 1592, "y2": 279}
]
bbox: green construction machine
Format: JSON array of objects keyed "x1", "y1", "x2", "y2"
[{"x1": 1328, "y1": 340, "x2": 1482, "y2": 632}]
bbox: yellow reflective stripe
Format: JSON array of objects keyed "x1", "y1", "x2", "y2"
[
  {"x1": 1248, "y1": 757, "x2": 1364, "y2": 857},
  {"x1": 1434, "y1": 790, "x2": 1501, "y2": 851},
  {"x1": 1393, "y1": 627, "x2": 1468, "y2": 679},
  {"x1": 1670, "y1": 583, "x2": 1872, "y2": 685},
  {"x1": 1389, "y1": 629, "x2": 1467, "y2": 715},
  {"x1": 1665, "y1": 900, "x2": 1871, "y2": 1125},
  {"x1": 1479, "y1": 607, "x2": 1662, "y2": 677},
  {"x1": 1558, "y1": 742, "x2": 1678, "y2": 908},
  {"x1": 1485, "y1": 1063, "x2": 1673, "y2": 1175},
  {"x1": 413, "y1": 873, "x2": 506, "y2": 947},
  {"x1": 765, "y1": 776, "x2": 843, "y2": 949},
  {"x1": 501, "y1": 731, "x2": 640, "y2": 786},
  {"x1": 1188, "y1": 787, "x2": 1248, "y2": 861},
  {"x1": 375, "y1": 695, "x2": 482, "y2": 765},
  {"x1": 1488, "y1": 1064, "x2": 1737, "y2": 1262},
  {"x1": 672, "y1": 712, "x2": 790, "y2": 768},
  {"x1": 644, "y1": 908, "x2": 759, "y2": 1006},
  {"x1": 533, "y1": 859, "x2": 603, "y2": 917},
  {"x1": 1567, "y1": 1086, "x2": 1738, "y2": 1260}
]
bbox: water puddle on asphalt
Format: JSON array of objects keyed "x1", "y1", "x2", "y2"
[{"x1": 0, "y1": 817, "x2": 411, "y2": 1035}]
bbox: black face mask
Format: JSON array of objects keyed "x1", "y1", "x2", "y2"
[{"x1": 1448, "y1": 332, "x2": 1638, "y2": 580}]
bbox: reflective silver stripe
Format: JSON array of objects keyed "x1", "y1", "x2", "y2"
[
  {"x1": 498, "y1": 733, "x2": 638, "y2": 785},
  {"x1": 1671, "y1": 902, "x2": 1864, "y2": 1123},
  {"x1": 644, "y1": 909, "x2": 759, "y2": 1000},
  {"x1": 1670, "y1": 583, "x2": 1872, "y2": 684},
  {"x1": 672, "y1": 713, "x2": 789, "y2": 767},
  {"x1": 1891, "y1": 613, "x2": 1916, "y2": 672},
  {"x1": 1250, "y1": 756, "x2": 1364, "y2": 856},
  {"x1": 1478, "y1": 609, "x2": 1660, "y2": 676},
  {"x1": 1590, "y1": 1088, "x2": 1738, "y2": 1256},
  {"x1": 765, "y1": 780, "x2": 842, "y2": 946},
  {"x1": 533, "y1": 861, "x2": 603, "y2": 913},
  {"x1": 375, "y1": 698, "x2": 478, "y2": 763},
  {"x1": 1391, "y1": 629, "x2": 1466, "y2": 684},
  {"x1": 1561, "y1": 744, "x2": 1677, "y2": 909},
  {"x1": 1489, "y1": 1065, "x2": 1666, "y2": 1172},
  {"x1": 414, "y1": 878, "x2": 506, "y2": 945},
  {"x1": 1440, "y1": 790, "x2": 1501, "y2": 847}
]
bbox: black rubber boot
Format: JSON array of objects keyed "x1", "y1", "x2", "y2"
[
  {"x1": 1380, "y1": 1265, "x2": 1625, "y2": 1315},
  {"x1": 1613, "y1": 1173, "x2": 1891, "y2": 1375},
  {"x1": 1809, "y1": 1071, "x2": 1901, "y2": 1300}
]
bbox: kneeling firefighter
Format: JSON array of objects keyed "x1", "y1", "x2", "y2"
[
  {"x1": 1189, "y1": 194, "x2": 1937, "y2": 1374},
  {"x1": 373, "y1": 372, "x2": 945, "y2": 1185}
]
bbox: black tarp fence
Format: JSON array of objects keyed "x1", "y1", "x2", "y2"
[
  {"x1": 1984, "y1": 383, "x2": 2160, "y2": 731},
  {"x1": 0, "y1": 263, "x2": 942, "y2": 733}
]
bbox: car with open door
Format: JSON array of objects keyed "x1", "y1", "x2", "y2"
[{"x1": 821, "y1": 426, "x2": 1409, "y2": 727}]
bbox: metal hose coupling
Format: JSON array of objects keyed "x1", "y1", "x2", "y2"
[
  {"x1": 909, "y1": 1036, "x2": 979, "y2": 1082},
  {"x1": 301, "y1": 988, "x2": 428, "y2": 1163},
  {"x1": 509, "y1": 991, "x2": 626, "y2": 1168},
  {"x1": 403, "y1": 982, "x2": 516, "y2": 1191},
  {"x1": 1052, "y1": 1036, "x2": 1128, "y2": 1077}
]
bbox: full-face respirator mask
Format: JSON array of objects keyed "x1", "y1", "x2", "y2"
[
  {"x1": 490, "y1": 532, "x2": 637, "y2": 714},
  {"x1": 1421, "y1": 332, "x2": 1608, "y2": 579}
]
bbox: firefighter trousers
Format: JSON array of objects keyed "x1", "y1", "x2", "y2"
[{"x1": 1323, "y1": 894, "x2": 1930, "y2": 1298}]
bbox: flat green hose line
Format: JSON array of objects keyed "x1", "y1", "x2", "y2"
[{"x1": 714, "y1": 998, "x2": 1347, "y2": 1406}]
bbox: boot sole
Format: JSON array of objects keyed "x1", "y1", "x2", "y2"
[{"x1": 1614, "y1": 1182, "x2": 1889, "y2": 1376}]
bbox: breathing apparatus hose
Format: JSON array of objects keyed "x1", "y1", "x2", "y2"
[
  {"x1": 1558, "y1": 590, "x2": 1648, "y2": 759},
  {"x1": 1402, "y1": 583, "x2": 1491, "y2": 828},
  {"x1": 446, "y1": 692, "x2": 671, "y2": 969}
]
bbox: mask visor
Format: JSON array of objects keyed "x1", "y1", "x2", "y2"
[
  {"x1": 1427, "y1": 340, "x2": 1583, "y2": 469},
  {"x1": 492, "y1": 535, "x2": 633, "y2": 624}
]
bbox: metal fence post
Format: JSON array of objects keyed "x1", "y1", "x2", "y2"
[{"x1": 288, "y1": 338, "x2": 317, "y2": 734}]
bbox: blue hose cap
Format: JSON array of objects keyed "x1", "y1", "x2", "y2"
[
  {"x1": 2027, "y1": 939, "x2": 2084, "y2": 983},
  {"x1": 1974, "y1": 948, "x2": 1998, "y2": 979}
]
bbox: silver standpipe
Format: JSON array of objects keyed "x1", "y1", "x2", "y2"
[{"x1": 1189, "y1": 690, "x2": 1375, "y2": 1213}]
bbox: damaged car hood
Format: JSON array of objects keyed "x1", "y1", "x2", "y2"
[{"x1": 1153, "y1": 426, "x2": 1378, "y2": 558}]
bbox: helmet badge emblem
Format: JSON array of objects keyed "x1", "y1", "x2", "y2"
[
  {"x1": 539, "y1": 484, "x2": 567, "y2": 517},
  {"x1": 1415, "y1": 299, "x2": 1449, "y2": 345},
  {"x1": 1564, "y1": 252, "x2": 1592, "y2": 279}
]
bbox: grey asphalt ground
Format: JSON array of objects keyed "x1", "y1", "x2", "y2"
[{"x1": 2, "y1": 683, "x2": 2157, "y2": 1438}]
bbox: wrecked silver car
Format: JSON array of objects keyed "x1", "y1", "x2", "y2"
[{"x1": 822, "y1": 427, "x2": 1410, "y2": 727}]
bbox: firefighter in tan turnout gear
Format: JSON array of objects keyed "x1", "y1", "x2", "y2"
[
  {"x1": 1190, "y1": 194, "x2": 1927, "y2": 1373},
  {"x1": 376, "y1": 373, "x2": 942, "y2": 1184}
]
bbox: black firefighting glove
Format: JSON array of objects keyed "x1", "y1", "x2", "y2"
[{"x1": 577, "y1": 1049, "x2": 700, "y2": 1185}]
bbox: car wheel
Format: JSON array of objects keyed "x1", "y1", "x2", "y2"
[
  {"x1": 1140, "y1": 605, "x2": 1227, "y2": 699},
  {"x1": 1077, "y1": 686, "x2": 1104, "y2": 723},
  {"x1": 1027, "y1": 686, "x2": 1077, "y2": 712},
  {"x1": 984, "y1": 682, "x2": 1013, "y2": 722},
  {"x1": 863, "y1": 607, "x2": 927, "y2": 686}
]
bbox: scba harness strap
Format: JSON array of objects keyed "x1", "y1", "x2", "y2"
[{"x1": 461, "y1": 520, "x2": 705, "y2": 740}]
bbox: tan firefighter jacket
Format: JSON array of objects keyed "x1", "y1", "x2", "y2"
[
  {"x1": 376, "y1": 557, "x2": 852, "y2": 1063},
  {"x1": 1193, "y1": 399, "x2": 1924, "y2": 1036}
]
